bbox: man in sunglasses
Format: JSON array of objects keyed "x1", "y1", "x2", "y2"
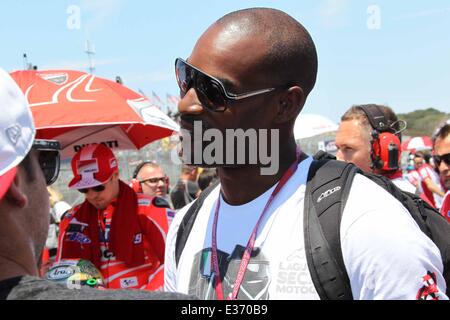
[
  {"x1": 433, "y1": 123, "x2": 450, "y2": 222},
  {"x1": 131, "y1": 160, "x2": 175, "y2": 222},
  {"x1": 56, "y1": 144, "x2": 170, "y2": 291},
  {"x1": 0, "y1": 69, "x2": 193, "y2": 300},
  {"x1": 133, "y1": 161, "x2": 170, "y2": 200},
  {"x1": 164, "y1": 8, "x2": 447, "y2": 300}
]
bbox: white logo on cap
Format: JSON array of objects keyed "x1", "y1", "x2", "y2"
[
  {"x1": 5, "y1": 124, "x2": 22, "y2": 145},
  {"x1": 76, "y1": 159, "x2": 99, "y2": 175},
  {"x1": 110, "y1": 158, "x2": 118, "y2": 169}
]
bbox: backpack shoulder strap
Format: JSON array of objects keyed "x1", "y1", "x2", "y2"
[
  {"x1": 304, "y1": 158, "x2": 359, "y2": 300},
  {"x1": 362, "y1": 172, "x2": 450, "y2": 295},
  {"x1": 175, "y1": 181, "x2": 219, "y2": 267}
]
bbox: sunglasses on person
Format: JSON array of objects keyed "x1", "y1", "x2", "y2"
[
  {"x1": 77, "y1": 176, "x2": 113, "y2": 194},
  {"x1": 175, "y1": 58, "x2": 286, "y2": 112},
  {"x1": 433, "y1": 153, "x2": 450, "y2": 167},
  {"x1": 32, "y1": 139, "x2": 61, "y2": 186},
  {"x1": 78, "y1": 185, "x2": 106, "y2": 194},
  {"x1": 139, "y1": 176, "x2": 167, "y2": 185}
]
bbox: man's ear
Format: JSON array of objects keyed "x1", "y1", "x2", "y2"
[
  {"x1": 112, "y1": 171, "x2": 120, "y2": 181},
  {"x1": 5, "y1": 172, "x2": 28, "y2": 208},
  {"x1": 274, "y1": 86, "x2": 305, "y2": 124}
]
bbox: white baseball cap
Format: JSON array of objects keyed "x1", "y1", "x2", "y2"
[{"x1": 0, "y1": 68, "x2": 36, "y2": 199}]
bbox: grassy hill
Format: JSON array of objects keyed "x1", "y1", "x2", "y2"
[{"x1": 398, "y1": 108, "x2": 449, "y2": 137}]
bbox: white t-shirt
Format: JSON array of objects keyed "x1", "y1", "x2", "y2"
[{"x1": 164, "y1": 157, "x2": 447, "y2": 300}]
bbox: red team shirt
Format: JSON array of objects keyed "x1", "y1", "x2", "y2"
[
  {"x1": 408, "y1": 164, "x2": 444, "y2": 209},
  {"x1": 57, "y1": 194, "x2": 171, "y2": 290},
  {"x1": 407, "y1": 169, "x2": 435, "y2": 208}
]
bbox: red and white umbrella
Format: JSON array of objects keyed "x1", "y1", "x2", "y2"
[
  {"x1": 402, "y1": 136, "x2": 433, "y2": 152},
  {"x1": 10, "y1": 69, "x2": 179, "y2": 159}
]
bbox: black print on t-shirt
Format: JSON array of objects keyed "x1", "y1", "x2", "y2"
[{"x1": 188, "y1": 246, "x2": 270, "y2": 300}]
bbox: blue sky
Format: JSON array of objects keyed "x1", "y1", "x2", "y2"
[{"x1": 1, "y1": 0, "x2": 449, "y2": 122}]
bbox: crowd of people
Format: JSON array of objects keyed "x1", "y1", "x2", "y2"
[{"x1": 1, "y1": 7, "x2": 449, "y2": 300}]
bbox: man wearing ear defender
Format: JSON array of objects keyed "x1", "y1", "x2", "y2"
[
  {"x1": 164, "y1": 8, "x2": 447, "y2": 300},
  {"x1": 56, "y1": 144, "x2": 169, "y2": 290},
  {"x1": 131, "y1": 160, "x2": 175, "y2": 221},
  {"x1": 335, "y1": 104, "x2": 417, "y2": 193},
  {"x1": 133, "y1": 161, "x2": 170, "y2": 199}
]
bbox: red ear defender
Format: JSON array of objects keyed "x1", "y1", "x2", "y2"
[
  {"x1": 130, "y1": 178, "x2": 142, "y2": 193},
  {"x1": 358, "y1": 105, "x2": 405, "y2": 172},
  {"x1": 371, "y1": 132, "x2": 400, "y2": 171}
]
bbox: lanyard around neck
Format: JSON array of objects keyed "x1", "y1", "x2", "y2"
[{"x1": 211, "y1": 149, "x2": 302, "y2": 300}]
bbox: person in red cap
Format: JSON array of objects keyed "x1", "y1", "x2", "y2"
[
  {"x1": 56, "y1": 144, "x2": 170, "y2": 290},
  {"x1": 0, "y1": 68, "x2": 194, "y2": 300}
]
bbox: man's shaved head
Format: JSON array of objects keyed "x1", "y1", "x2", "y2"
[
  {"x1": 205, "y1": 8, "x2": 318, "y2": 97},
  {"x1": 180, "y1": 8, "x2": 318, "y2": 170}
]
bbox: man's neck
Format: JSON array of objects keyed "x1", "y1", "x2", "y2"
[
  {"x1": 218, "y1": 140, "x2": 299, "y2": 206},
  {"x1": 0, "y1": 209, "x2": 39, "y2": 282},
  {"x1": 0, "y1": 254, "x2": 38, "y2": 283}
]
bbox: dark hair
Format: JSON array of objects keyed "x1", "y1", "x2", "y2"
[
  {"x1": 215, "y1": 8, "x2": 318, "y2": 98},
  {"x1": 433, "y1": 123, "x2": 450, "y2": 147},
  {"x1": 197, "y1": 169, "x2": 218, "y2": 191}
]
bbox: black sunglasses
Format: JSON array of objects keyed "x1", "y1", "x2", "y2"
[
  {"x1": 175, "y1": 58, "x2": 284, "y2": 112},
  {"x1": 139, "y1": 176, "x2": 167, "y2": 185},
  {"x1": 433, "y1": 153, "x2": 450, "y2": 167},
  {"x1": 78, "y1": 176, "x2": 113, "y2": 194},
  {"x1": 78, "y1": 184, "x2": 106, "y2": 194},
  {"x1": 32, "y1": 139, "x2": 61, "y2": 186}
]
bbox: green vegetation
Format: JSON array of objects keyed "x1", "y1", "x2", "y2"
[{"x1": 398, "y1": 108, "x2": 449, "y2": 137}]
